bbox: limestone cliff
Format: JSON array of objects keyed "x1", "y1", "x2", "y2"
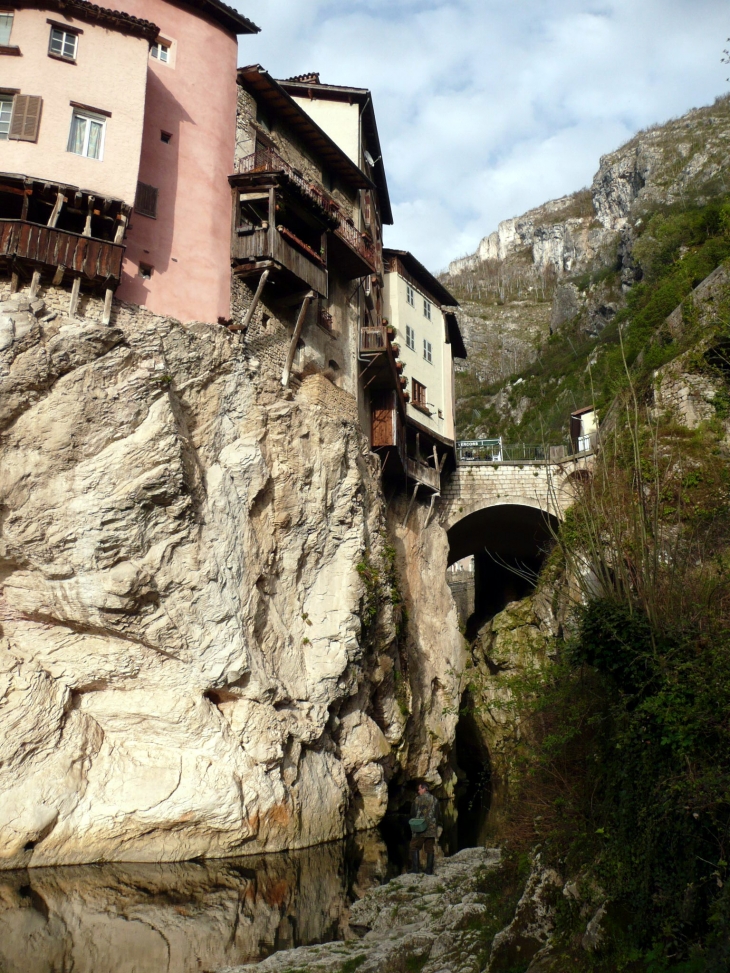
[{"x1": 0, "y1": 289, "x2": 461, "y2": 868}]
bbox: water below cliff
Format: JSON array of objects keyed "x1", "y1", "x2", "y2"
[
  {"x1": 0, "y1": 798, "x2": 491, "y2": 973},
  {"x1": 0, "y1": 835, "x2": 387, "y2": 973}
]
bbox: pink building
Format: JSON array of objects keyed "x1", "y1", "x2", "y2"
[{"x1": 116, "y1": 0, "x2": 259, "y2": 322}]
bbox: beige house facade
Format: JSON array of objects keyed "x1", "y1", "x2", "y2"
[{"x1": 0, "y1": 4, "x2": 154, "y2": 205}]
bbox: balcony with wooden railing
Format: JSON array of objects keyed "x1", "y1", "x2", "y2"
[
  {"x1": 0, "y1": 219, "x2": 125, "y2": 283},
  {"x1": 234, "y1": 148, "x2": 377, "y2": 278}
]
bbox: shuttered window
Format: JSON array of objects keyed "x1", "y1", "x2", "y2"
[
  {"x1": 135, "y1": 182, "x2": 158, "y2": 219},
  {"x1": 9, "y1": 95, "x2": 43, "y2": 142}
]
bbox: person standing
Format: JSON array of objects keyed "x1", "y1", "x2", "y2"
[{"x1": 409, "y1": 782, "x2": 439, "y2": 874}]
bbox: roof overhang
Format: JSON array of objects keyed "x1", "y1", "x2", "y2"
[
  {"x1": 237, "y1": 66, "x2": 375, "y2": 196},
  {"x1": 278, "y1": 78, "x2": 393, "y2": 225},
  {"x1": 176, "y1": 0, "x2": 259, "y2": 34},
  {"x1": 384, "y1": 248, "x2": 460, "y2": 308},
  {"x1": 444, "y1": 309, "x2": 467, "y2": 360},
  {"x1": 13, "y1": 0, "x2": 159, "y2": 40}
]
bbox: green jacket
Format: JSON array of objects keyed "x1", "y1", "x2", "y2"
[{"x1": 411, "y1": 791, "x2": 439, "y2": 838}]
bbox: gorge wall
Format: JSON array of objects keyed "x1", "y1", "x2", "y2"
[{"x1": 0, "y1": 286, "x2": 463, "y2": 869}]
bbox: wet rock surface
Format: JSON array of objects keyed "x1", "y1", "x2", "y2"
[{"x1": 219, "y1": 846, "x2": 502, "y2": 973}]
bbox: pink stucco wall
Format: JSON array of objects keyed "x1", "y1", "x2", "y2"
[
  {"x1": 1, "y1": 8, "x2": 148, "y2": 203},
  {"x1": 116, "y1": 0, "x2": 241, "y2": 323}
]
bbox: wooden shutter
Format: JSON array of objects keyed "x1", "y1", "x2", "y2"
[
  {"x1": 135, "y1": 182, "x2": 158, "y2": 219},
  {"x1": 9, "y1": 95, "x2": 42, "y2": 142}
]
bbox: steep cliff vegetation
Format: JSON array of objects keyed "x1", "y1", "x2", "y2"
[{"x1": 445, "y1": 95, "x2": 730, "y2": 971}]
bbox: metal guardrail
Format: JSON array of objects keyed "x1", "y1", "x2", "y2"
[{"x1": 456, "y1": 439, "x2": 573, "y2": 463}]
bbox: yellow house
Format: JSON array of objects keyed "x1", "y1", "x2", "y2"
[{"x1": 384, "y1": 249, "x2": 466, "y2": 448}]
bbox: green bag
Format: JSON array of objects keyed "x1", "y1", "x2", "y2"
[{"x1": 409, "y1": 817, "x2": 427, "y2": 834}]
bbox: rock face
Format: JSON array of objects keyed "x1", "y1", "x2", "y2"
[
  {"x1": 448, "y1": 94, "x2": 730, "y2": 281},
  {"x1": 219, "y1": 846, "x2": 502, "y2": 973},
  {"x1": 0, "y1": 288, "x2": 461, "y2": 869}
]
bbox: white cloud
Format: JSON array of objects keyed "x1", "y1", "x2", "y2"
[{"x1": 233, "y1": 0, "x2": 730, "y2": 270}]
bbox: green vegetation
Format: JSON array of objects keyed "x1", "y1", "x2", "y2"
[
  {"x1": 455, "y1": 194, "x2": 730, "y2": 444},
  {"x1": 497, "y1": 412, "x2": 730, "y2": 971},
  {"x1": 339, "y1": 955, "x2": 366, "y2": 973}
]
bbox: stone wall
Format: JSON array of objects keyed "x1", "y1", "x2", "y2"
[{"x1": 440, "y1": 458, "x2": 594, "y2": 530}]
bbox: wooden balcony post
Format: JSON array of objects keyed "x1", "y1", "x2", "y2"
[
  {"x1": 102, "y1": 287, "x2": 114, "y2": 326},
  {"x1": 29, "y1": 270, "x2": 41, "y2": 299},
  {"x1": 69, "y1": 276, "x2": 81, "y2": 317},
  {"x1": 281, "y1": 290, "x2": 314, "y2": 388},
  {"x1": 229, "y1": 268, "x2": 269, "y2": 332}
]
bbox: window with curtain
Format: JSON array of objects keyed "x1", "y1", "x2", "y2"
[
  {"x1": 406, "y1": 324, "x2": 415, "y2": 351},
  {"x1": 67, "y1": 111, "x2": 105, "y2": 160},
  {"x1": 151, "y1": 41, "x2": 170, "y2": 63},
  {"x1": 0, "y1": 12, "x2": 14, "y2": 46},
  {"x1": 423, "y1": 339, "x2": 433, "y2": 364}
]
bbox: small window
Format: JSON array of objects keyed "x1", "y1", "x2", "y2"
[
  {"x1": 412, "y1": 379, "x2": 427, "y2": 408},
  {"x1": 423, "y1": 298, "x2": 431, "y2": 320},
  {"x1": 160, "y1": 130, "x2": 172, "y2": 144},
  {"x1": 423, "y1": 339, "x2": 433, "y2": 364},
  {"x1": 68, "y1": 110, "x2": 105, "y2": 159},
  {"x1": 406, "y1": 324, "x2": 415, "y2": 352},
  {"x1": 135, "y1": 182, "x2": 159, "y2": 219},
  {"x1": 0, "y1": 12, "x2": 14, "y2": 46},
  {"x1": 151, "y1": 41, "x2": 170, "y2": 63},
  {"x1": 0, "y1": 96, "x2": 13, "y2": 140},
  {"x1": 49, "y1": 27, "x2": 78, "y2": 60},
  {"x1": 138, "y1": 263, "x2": 153, "y2": 280},
  {"x1": 406, "y1": 284, "x2": 415, "y2": 308}
]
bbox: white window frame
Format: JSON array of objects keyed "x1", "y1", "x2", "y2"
[
  {"x1": 0, "y1": 95, "x2": 13, "y2": 140},
  {"x1": 423, "y1": 339, "x2": 433, "y2": 364},
  {"x1": 0, "y1": 12, "x2": 14, "y2": 47},
  {"x1": 151, "y1": 40, "x2": 170, "y2": 64},
  {"x1": 406, "y1": 324, "x2": 415, "y2": 352},
  {"x1": 423, "y1": 298, "x2": 431, "y2": 320},
  {"x1": 49, "y1": 26, "x2": 78, "y2": 60},
  {"x1": 67, "y1": 109, "x2": 106, "y2": 161},
  {"x1": 406, "y1": 283, "x2": 415, "y2": 307}
]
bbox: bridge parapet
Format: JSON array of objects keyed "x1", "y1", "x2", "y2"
[{"x1": 440, "y1": 453, "x2": 595, "y2": 531}]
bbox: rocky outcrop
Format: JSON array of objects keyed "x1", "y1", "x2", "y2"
[
  {"x1": 448, "y1": 95, "x2": 730, "y2": 281},
  {"x1": 219, "y1": 846, "x2": 502, "y2": 973},
  {"x1": 0, "y1": 287, "x2": 459, "y2": 869}
]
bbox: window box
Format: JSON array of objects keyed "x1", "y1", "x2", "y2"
[{"x1": 0, "y1": 46, "x2": 20, "y2": 56}]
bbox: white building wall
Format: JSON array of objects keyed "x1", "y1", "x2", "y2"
[
  {"x1": 384, "y1": 271, "x2": 454, "y2": 441},
  {"x1": 290, "y1": 96, "x2": 360, "y2": 166}
]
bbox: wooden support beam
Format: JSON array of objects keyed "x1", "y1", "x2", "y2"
[
  {"x1": 83, "y1": 196, "x2": 95, "y2": 237},
  {"x1": 424, "y1": 492, "x2": 438, "y2": 529},
  {"x1": 281, "y1": 290, "x2": 314, "y2": 388},
  {"x1": 10, "y1": 270, "x2": 19, "y2": 295},
  {"x1": 69, "y1": 277, "x2": 81, "y2": 317},
  {"x1": 102, "y1": 287, "x2": 114, "y2": 326},
  {"x1": 52, "y1": 265, "x2": 65, "y2": 286},
  {"x1": 228, "y1": 268, "x2": 269, "y2": 332},
  {"x1": 114, "y1": 214, "x2": 128, "y2": 245},
  {"x1": 402, "y1": 481, "x2": 420, "y2": 528},
  {"x1": 438, "y1": 450, "x2": 448, "y2": 473},
  {"x1": 432, "y1": 445, "x2": 439, "y2": 469},
  {"x1": 29, "y1": 270, "x2": 41, "y2": 299},
  {"x1": 47, "y1": 190, "x2": 65, "y2": 228}
]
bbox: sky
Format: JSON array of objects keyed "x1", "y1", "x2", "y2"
[{"x1": 231, "y1": 0, "x2": 729, "y2": 271}]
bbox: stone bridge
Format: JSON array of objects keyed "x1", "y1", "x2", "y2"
[{"x1": 439, "y1": 454, "x2": 595, "y2": 566}]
